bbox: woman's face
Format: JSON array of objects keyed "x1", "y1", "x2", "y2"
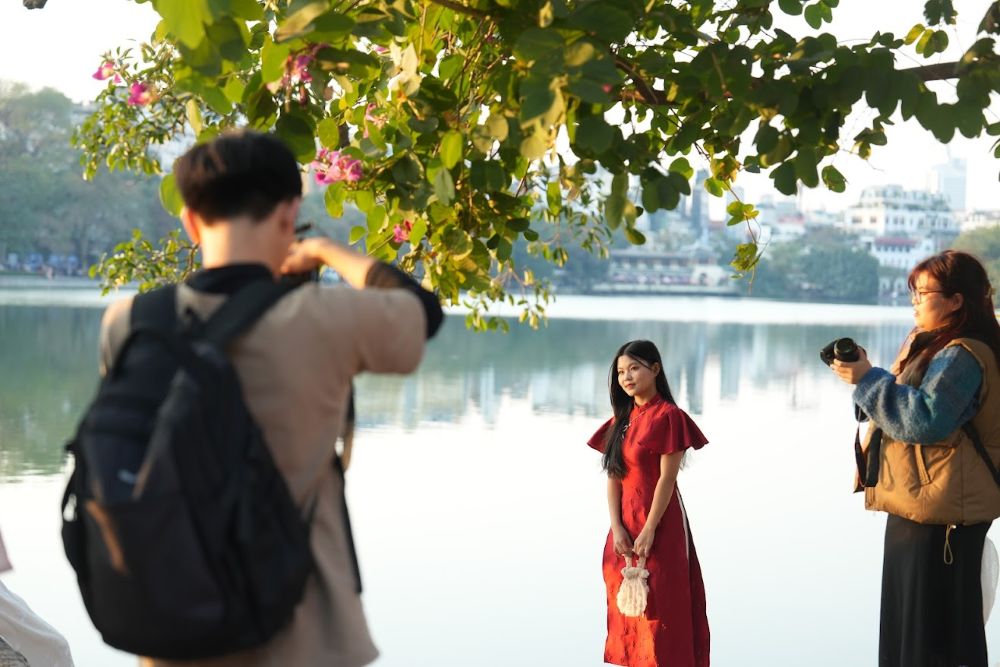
[
  {"x1": 617, "y1": 354, "x2": 659, "y2": 402},
  {"x1": 911, "y1": 271, "x2": 963, "y2": 332}
]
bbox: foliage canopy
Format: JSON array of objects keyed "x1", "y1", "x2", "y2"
[{"x1": 73, "y1": 0, "x2": 1000, "y2": 328}]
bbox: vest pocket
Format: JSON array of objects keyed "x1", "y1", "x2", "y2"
[{"x1": 914, "y1": 445, "x2": 931, "y2": 486}]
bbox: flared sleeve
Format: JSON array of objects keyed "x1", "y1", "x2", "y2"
[
  {"x1": 637, "y1": 405, "x2": 708, "y2": 455},
  {"x1": 587, "y1": 417, "x2": 615, "y2": 453}
]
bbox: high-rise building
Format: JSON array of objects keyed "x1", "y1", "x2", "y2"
[
  {"x1": 688, "y1": 169, "x2": 710, "y2": 240},
  {"x1": 929, "y1": 157, "x2": 968, "y2": 212}
]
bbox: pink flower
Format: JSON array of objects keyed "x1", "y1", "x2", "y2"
[
  {"x1": 311, "y1": 148, "x2": 363, "y2": 185},
  {"x1": 278, "y1": 46, "x2": 326, "y2": 105},
  {"x1": 392, "y1": 220, "x2": 413, "y2": 244},
  {"x1": 372, "y1": 45, "x2": 389, "y2": 54},
  {"x1": 126, "y1": 82, "x2": 153, "y2": 106},
  {"x1": 602, "y1": 84, "x2": 613, "y2": 94},
  {"x1": 92, "y1": 61, "x2": 123, "y2": 83}
]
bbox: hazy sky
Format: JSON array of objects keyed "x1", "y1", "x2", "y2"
[{"x1": 0, "y1": 0, "x2": 997, "y2": 212}]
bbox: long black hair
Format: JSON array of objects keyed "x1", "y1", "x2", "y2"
[{"x1": 602, "y1": 340, "x2": 676, "y2": 478}]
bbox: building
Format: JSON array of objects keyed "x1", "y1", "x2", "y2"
[
  {"x1": 844, "y1": 185, "x2": 957, "y2": 249},
  {"x1": 863, "y1": 236, "x2": 937, "y2": 271},
  {"x1": 961, "y1": 210, "x2": 1000, "y2": 232},
  {"x1": 929, "y1": 157, "x2": 968, "y2": 213}
]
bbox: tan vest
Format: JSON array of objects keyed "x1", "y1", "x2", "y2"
[{"x1": 862, "y1": 338, "x2": 1000, "y2": 525}]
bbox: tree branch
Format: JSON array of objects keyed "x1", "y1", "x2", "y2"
[
  {"x1": 614, "y1": 56, "x2": 666, "y2": 105},
  {"x1": 427, "y1": 0, "x2": 490, "y2": 18},
  {"x1": 899, "y1": 61, "x2": 962, "y2": 82}
]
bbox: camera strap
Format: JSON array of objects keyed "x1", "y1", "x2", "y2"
[{"x1": 855, "y1": 425, "x2": 884, "y2": 488}]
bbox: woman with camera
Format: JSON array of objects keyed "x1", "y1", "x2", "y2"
[
  {"x1": 832, "y1": 250, "x2": 1000, "y2": 667},
  {"x1": 587, "y1": 340, "x2": 710, "y2": 667}
]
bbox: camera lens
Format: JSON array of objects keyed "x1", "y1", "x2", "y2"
[{"x1": 834, "y1": 338, "x2": 859, "y2": 362}]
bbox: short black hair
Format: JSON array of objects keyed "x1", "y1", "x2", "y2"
[{"x1": 173, "y1": 130, "x2": 302, "y2": 223}]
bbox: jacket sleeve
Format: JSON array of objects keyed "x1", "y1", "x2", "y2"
[
  {"x1": 637, "y1": 405, "x2": 708, "y2": 456},
  {"x1": 852, "y1": 346, "x2": 983, "y2": 443},
  {"x1": 363, "y1": 263, "x2": 443, "y2": 339}
]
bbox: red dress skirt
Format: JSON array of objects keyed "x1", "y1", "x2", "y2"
[{"x1": 588, "y1": 395, "x2": 710, "y2": 667}]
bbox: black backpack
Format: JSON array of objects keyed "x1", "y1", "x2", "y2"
[{"x1": 61, "y1": 280, "x2": 314, "y2": 660}]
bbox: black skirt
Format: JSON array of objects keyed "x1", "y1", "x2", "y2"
[{"x1": 880, "y1": 515, "x2": 992, "y2": 667}]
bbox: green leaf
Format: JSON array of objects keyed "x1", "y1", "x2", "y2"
[
  {"x1": 703, "y1": 177, "x2": 725, "y2": 197},
  {"x1": 778, "y1": 0, "x2": 803, "y2": 15},
  {"x1": 485, "y1": 114, "x2": 510, "y2": 141},
  {"x1": 546, "y1": 180, "x2": 561, "y2": 215},
  {"x1": 624, "y1": 227, "x2": 646, "y2": 245},
  {"x1": 794, "y1": 147, "x2": 819, "y2": 188},
  {"x1": 317, "y1": 118, "x2": 341, "y2": 148},
  {"x1": 324, "y1": 182, "x2": 345, "y2": 217},
  {"x1": 568, "y1": 4, "x2": 634, "y2": 44},
  {"x1": 606, "y1": 172, "x2": 628, "y2": 228},
  {"x1": 439, "y1": 54, "x2": 463, "y2": 81},
  {"x1": 496, "y1": 237, "x2": 513, "y2": 262},
  {"x1": 771, "y1": 161, "x2": 798, "y2": 196},
  {"x1": 904, "y1": 23, "x2": 925, "y2": 45},
  {"x1": 159, "y1": 173, "x2": 184, "y2": 216},
  {"x1": 564, "y1": 41, "x2": 597, "y2": 67},
  {"x1": 519, "y1": 76, "x2": 557, "y2": 124},
  {"x1": 470, "y1": 161, "x2": 507, "y2": 192},
  {"x1": 228, "y1": 0, "x2": 265, "y2": 20},
  {"x1": 275, "y1": 1, "x2": 328, "y2": 42},
  {"x1": 154, "y1": 0, "x2": 212, "y2": 48},
  {"x1": 514, "y1": 28, "x2": 564, "y2": 61},
  {"x1": 440, "y1": 131, "x2": 463, "y2": 169},
  {"x1": 185, "y1": 99, "x2": 203, "y2": 135},
  {"x1": 520, "y1": 133, "x2": 548, "y2": 160},
  {"x1": 668, "y1": 157, "x2": 694, "y2": 180},
  {"x1": 821, "y1": 165, "x2": 847, "y2": 192},
  {"x1": 349, "y1": 225, "x2": 366, "y2": 244},
  {"x1": 311, "y1": 11, "x2": 356, "y2": 41},
  {"x1": 261, "y1": 37, "x2": 292, "y2": 83},
  {"x1": 804, "y1": 3, "x2": 823, "y2": 29},
  {"x1": 575, "y1": 115, "x2": 615, "y2": 154},
  {"x1": 275, "y1": 113, "x2": 316, "y2": 163},
  {"x1": 433, "y1": 167, "x2": 455, "y2": 204},
  {"x1": 409, "y1": 218, "x2": 428, "y2": 244}
]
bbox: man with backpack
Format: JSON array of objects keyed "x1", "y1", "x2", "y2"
[{"x1": 62, "y1": 130, "x2": 443, "y2": 666}]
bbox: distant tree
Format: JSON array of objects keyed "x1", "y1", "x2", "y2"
[
  {"x1": 952, "y1": 226, "x2": 1000, "y2": 288},
  {"x1": 752, "y1": 229, "x2": 878, "y2": 303},
  {"x1": 0, "y1": 83, "x2": 174, "y2": 269}
]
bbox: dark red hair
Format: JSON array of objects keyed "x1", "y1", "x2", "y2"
[{"x1": 900, "y1": 250, "x2": 1000, "y2": 374}]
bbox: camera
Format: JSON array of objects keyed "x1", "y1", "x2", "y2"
[{"x1": 820, "y1": 337, "x2": 860, "y2": 366}]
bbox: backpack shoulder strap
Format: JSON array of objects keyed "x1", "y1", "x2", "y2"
[
  {"x1": 130, "y1": 284, "x2": 179, "y2": 333},
  {"x1": 964, "y1": 422, "x2": 1000, "y2": 489},
  {"x1": 200, "y1": 280, "x2": 299, "y2": 348}
]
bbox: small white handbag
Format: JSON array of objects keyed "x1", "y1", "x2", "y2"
[{"x1": 616, "y1": 555, "x2": 649, "y2": 617}]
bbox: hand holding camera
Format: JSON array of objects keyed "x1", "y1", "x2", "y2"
[{"x1": 823, "y1": 337, "x2": 873, "y2": 385}]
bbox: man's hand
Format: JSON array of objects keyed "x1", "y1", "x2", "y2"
[
  {"x1": 281, "y1": 237, "x2": 327, "y2": 275},
  {"x1": 831, "y1": 348, "x2": 873, "y2": 385}
]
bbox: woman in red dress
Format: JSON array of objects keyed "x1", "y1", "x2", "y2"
[{"x1": 588, "y1": 340, "x2": 710, "y2": 667}]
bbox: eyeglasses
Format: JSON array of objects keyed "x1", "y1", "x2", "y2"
[{"x1": 910, "y1": 289, "x2": 946, "y2": 304}]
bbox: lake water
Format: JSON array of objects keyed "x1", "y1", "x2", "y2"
[{"x1": 3, "y1": 285, "x2": 1000, "y2": 666}]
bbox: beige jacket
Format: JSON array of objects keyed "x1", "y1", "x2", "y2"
[
  {"x1": 98, "y1": 280, "x2": 426, "y2": 667},
  {"x1": 862, "y1": 338, "x2": 1000, "y2": 525}
]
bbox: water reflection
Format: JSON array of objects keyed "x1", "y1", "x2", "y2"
[
  {"x1": 354, "y1": 317, "x2": 916, "y2": 429},
  {"x1": 0, "y1": 303, "x2": 917, "y2": 479}
]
